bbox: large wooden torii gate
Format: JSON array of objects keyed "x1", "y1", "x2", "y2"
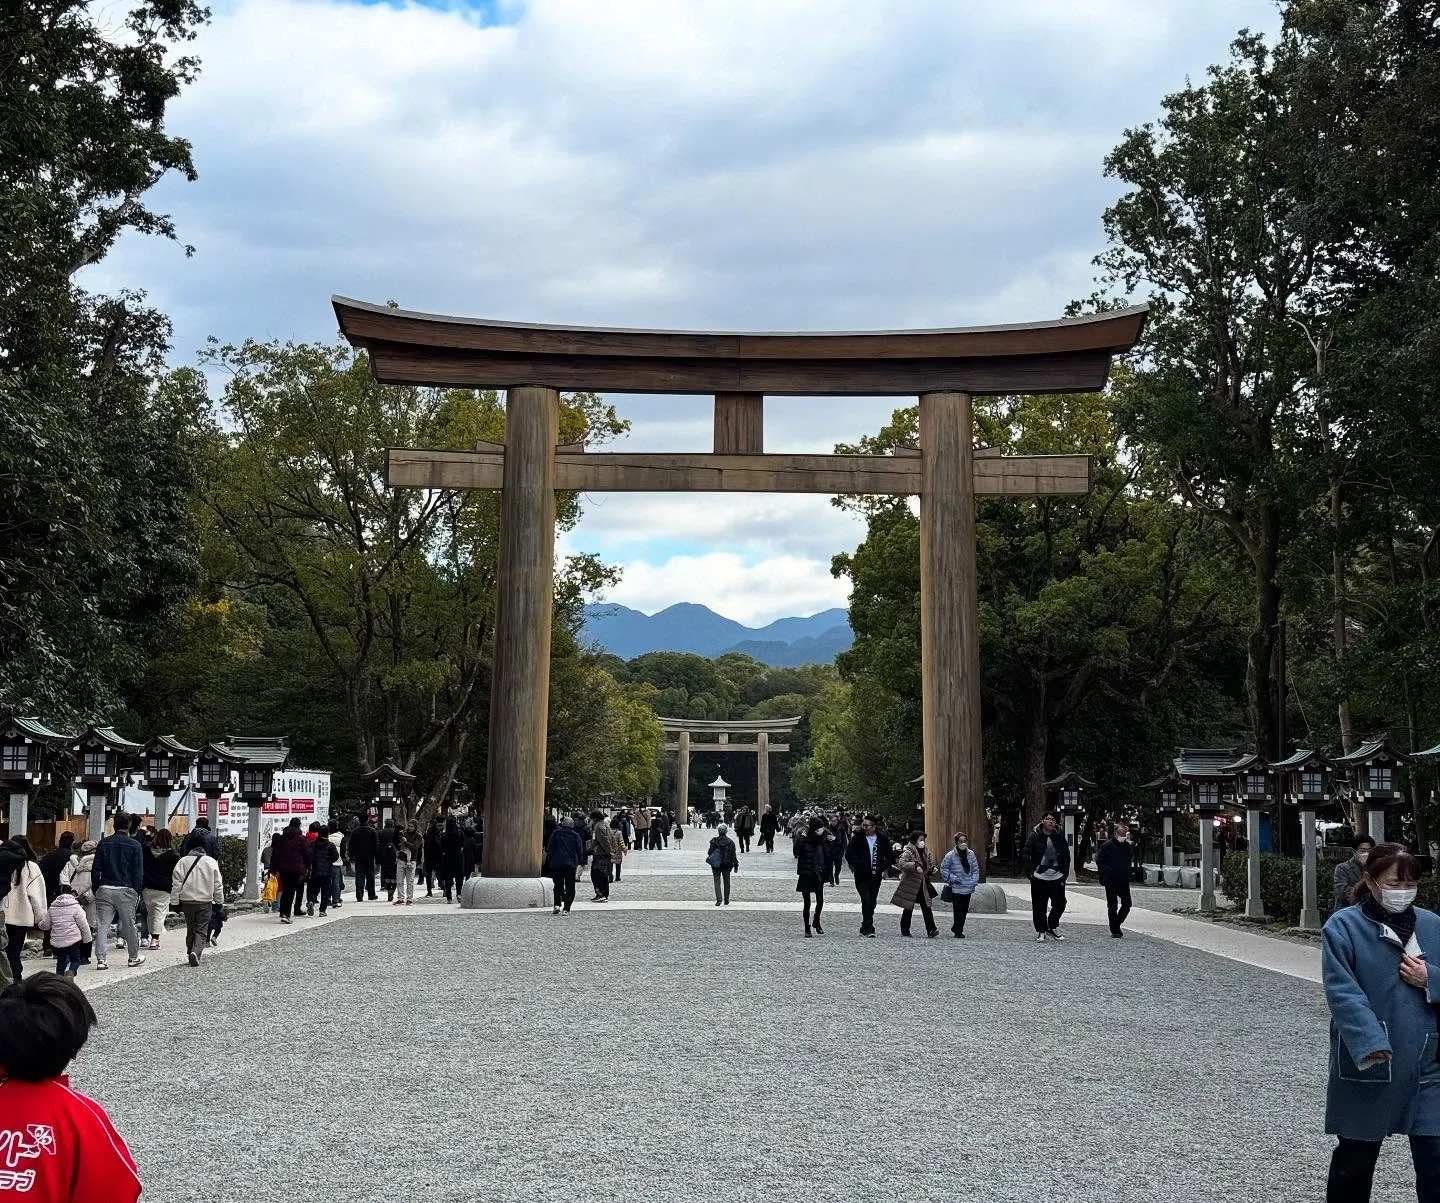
[
  {"x1": 661, "y1": 716, "x2": 798, "y2": 824},
  {"x1": 334, "y1": 297, "x2": 1145, "y2": 878}
]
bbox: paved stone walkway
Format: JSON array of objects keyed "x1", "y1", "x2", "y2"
[{"x1": 51, "y1": 870, "x2": 1407, "y2": 1201}]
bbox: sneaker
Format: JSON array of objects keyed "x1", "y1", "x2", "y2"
[
  {"x1": 596, "y1": 896, "x2": 609, "y2": 903},
  {"x1": 1111, "y1": 930, "x2": 1123, "y2": 938},
  {"x1": 590, "y1": 894, "x2": 604, "y2": 902},
  {"x1": 307, "y1": 905, "x2": 315, "y2": 917},
  {"x1": 953, "y1": 931, "x2": 965, "y2": 939},
  {"x1": 127, "y1": 955, "x2": 146, "y2": 968},
  {"x1": 1036, "y1": 932, "x2": 1049, "y2": 943},
  {"x1": 1049, "y1": 929, "x2": 1066, "y2": 942},
  {"x1": 95, "y1": 961, "x2": 109, "y2": 970},
  {"x1": 813, "y1": 921, "x2": 824, "y2": 935},
  {"x1": 553, "y1": 906, "x2": 562, "y2": 915},
  {"x1": 187, "y1": 952, "x2": 199, "y2": 967},
  {"x1": 280, "y1": 917, "x2": 292, "y2": 925},
  {"x1": 715, "y1": 901, "x2": 721, "y2": 907},
  {"x1": 405, "y1": 900, "x2": 413, "y2": 907},
  {"x1": 394, "y1": 900, "x2": 405, "y2": 907}
]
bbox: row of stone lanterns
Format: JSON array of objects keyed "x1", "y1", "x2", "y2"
[
  {"x1": 1141, "y1": 737, "x2": 1413, "y2": 929},
  {"x1": 0, "y1": 713, "x2": 290, "y2": 902}
]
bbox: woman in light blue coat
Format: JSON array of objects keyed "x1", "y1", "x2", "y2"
[
  {"x1": 939, "y1": 831, "x2": 981, "y2": 939},
  {"x1": 1322, "y1": 842, "x2": 1440, "y2": 1202}
]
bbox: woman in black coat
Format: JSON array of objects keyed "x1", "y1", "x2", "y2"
[
  {"x1": 440, "y1": 817, "x2": 467, "y2": 904},
  {"x1": 306, "y1": 825, "x2": 340, "y2": 917},
  {"x1": 794, "y1": 816, "x2": 833, "y2": 937},
  {"x1": 423, "y1": 822, "x2": 443, "y2": 896}
]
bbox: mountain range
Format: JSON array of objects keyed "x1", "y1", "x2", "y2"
[{"x1": 580, "y1": 603, "x2": 853, "y2": 666}]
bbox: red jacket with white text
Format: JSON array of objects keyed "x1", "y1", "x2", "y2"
[{"x1": 0, "y1": 1076, "x2": 141, "y2": 1202}]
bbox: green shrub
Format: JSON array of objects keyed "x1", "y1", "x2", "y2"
[
  {"x1": 1220, "y1": 851, "x2": 1341, "y2": 925},
  {"x1": 218, "y1": 836, "x2": 247, "y2": 899}
]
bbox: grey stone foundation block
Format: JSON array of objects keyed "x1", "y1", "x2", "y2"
[
  {"x1": 459, "y1": 875, "x2": 553, "y2": 910},
  {"x1": 968, "y1": 882, "x2": 1008, "y2": 913}
]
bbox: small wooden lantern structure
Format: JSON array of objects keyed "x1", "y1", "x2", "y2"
[
  {"x1": 1045, "y1": 770, "x2": 1095, "y2": 880},
  {"x1": 1331, "y1": 737, "x2": 1411, "y2": 844},
  {"x1": 70, "y1": 726, "x2": 143, "y2": 842},
  {"x1": 215, "y1": 735, "x2": 290, "y2": 902},
  {"x1": 1142, "y1": 770, "x2": 1184, "y2": 868},
  {"x1": 1272, "y1": 748, "x2": 1331, "y2": 930},
  {"x1": 0, "y1": 714, "x2": 71, "y2": 837},
  {"x1": 1172, "y1": 748, "x2": 1240, "y2": 911},
  {"x1": 140, "y1": 735, "x2": 198, "y2": 833},
  {"x1": 363, "y1": 762, "x2": 416, "y2": 825},
  {"x1": 1222, "y1": 753, "x2": 1274, "y2": 920}
]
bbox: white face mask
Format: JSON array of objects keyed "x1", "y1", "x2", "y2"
[
  {"x1": 956, "y1": 842, "x2": 968, "y2": 851},
  {"x1": 916, "y1": 839, "x2": 927, "y2": 849},
  {"x1": 1381, "y1": 886, "x2": 1418, "y2": 913}
]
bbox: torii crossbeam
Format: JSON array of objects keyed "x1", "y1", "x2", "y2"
[{"x1": 335, "y1": 297, "x2": 1146, "y2": 879}]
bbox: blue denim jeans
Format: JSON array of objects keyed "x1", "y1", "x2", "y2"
[
  {"x1": 330, "y1": 865, "x2": 344, "y2": 907},
  {"x1": 54, "y1": 945, "x2": 83, "y2": 976}
]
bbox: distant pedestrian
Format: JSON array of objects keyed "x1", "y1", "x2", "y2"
[
  {"x1": 441, "y1": 816, "x2": 467, "y2": 903},
  {"x1": 733, "y1": 807, "x2": 754, "y2": 854},
  {"x1": 844, "y1": 815, "x2": 893, "y2": 937},
  {"x1": 939, "y1": 830, "x2": 980, "y2": 938},
  {"x1": 327, "y1": 822, "x2": 345, "y2": 909},
  {"x1": 588, "y1": 811, "x2": 615, "y2": 902},
  {"x1": 378, "y1": 819, "x2": 399, "y2": 902},
  {"x1": 180, "y1": 816, "x2": 219, "y2": 859},
  {"x1": 140, "y1": 829, "x2": 179, "y2": 951},
  {"x1": 1334, "y1": 834, "x2": 1376, "y2": 913},
  {"x1": 171, "y1": 838, "x2": 225, "y2": 967},
  {"x1": 271, "y1": 817, "x2": 313, "y2": 924},
  {"x1": 44, "y1": 886, "x2": 92, "y2": 977},
  {"x1": 634, "y1": 806, "x2": 652, "y2": 851},
  {"x1": 546, "y1": 817, "x2": 584, "y2": 914},
  {"x1": 1024, "y1": 813, "x2": 1070, "y2": 943},
  {"x1": 423, "y1": 820, "x2": 443, "y2": 896},
  {"x1": 1096, "y1": 821, "x2": 1134, "y2": 938},
  {"x1": 349, "y1": 815, "x2": 380, "y2": 902},
  {"x1": 825, "y1": 813, "x2": 844, "y2": 885},
  {"x1": 1321, "y1": 842, "x2": 1440, "y2": 1201},
  {"x1": 891, "y1": 830, "x2": 939, "y2": 938},
  {"x1": 673, "y1": 822, "x2": 684, "y2": 850},
  {"x1": 307, "y1": 823, "x2": 340, "y2": 915},
  {"x1": 92, "y1": 813, "x2": 146, "y2": 969},
  {"x1": 794, "y1": 817, "x2": 831, "y2": 937},
  {"x1": 4, "y1": 837, "x2": 47, "y2": 981},
  {"x1": 394, "y1": 821, "x2": 421, "y2": 906},
  {"x1": 707, "y1": 824, "x2": 740, "y2": 906},
  {"x1": 59, "y1": 840, "x2": 98, "y2": 965},
  {"x1": 759, "y1": 806, "x2": 778, "y2": 854}
]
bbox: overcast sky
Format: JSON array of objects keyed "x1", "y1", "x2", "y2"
[{"x1": 89, "y1": 0, "x2": 1280, "y2": 625}]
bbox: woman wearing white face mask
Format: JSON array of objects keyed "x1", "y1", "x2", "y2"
[
  {"x1": 891, "y1": 830, "x2": 939, "y2": 938},
  {"x1": 1322, "y1": 842, "x2": 1440, "y2": 1202}
]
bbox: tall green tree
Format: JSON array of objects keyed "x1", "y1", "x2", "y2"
[{"x1": 1, "y1": 0, "x2": 210, "y2": 720}]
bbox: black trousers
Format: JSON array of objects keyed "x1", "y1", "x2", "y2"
[
  {"x1": 712, "y1": 868, "x2": 732, "y2": 904},
  {"x1": 900, "y1": 893, "x2": 936, "y2": 935},
  {"x1": 1104, "y1": 880, "x2": 1132, "y2": 933},
  {"x1": 854, "y1": 872, "x2": 882, "y2": 933},
  {"x1": 278, "y1": 871, "x2": 305, "y2": 919},
  {"x1": 354, "y1": 861, "x2": 376, "y2": 901},
  {"x1": 5, "y1": 925, "x2": 28, "y2": 981},
  {"x1": 1328, "y1": 1135, "x2": 1440, "y2": 1202},
  {"x1": 801, "y1": 882, "x2": 824, "y2": 928},
  {"x1": 1030, "y1": 877, "x2": 1067, "y2": 932},
  {"x1": 306, "y1": 877, "x2": 330, "y2": 914},
  {"x1": 951, "y1": 892, "x2": 972, "y2": 934},
  {"x1": 737, "y1": 832, "x2": 751, "y2": 852},
  {"x1": 591, "y1": 861, "x2": 612, "y2": 898},
  {"x1": 551, "y1": 871, "x2": 576, "y2": 911},
  {"x1": 761, "y1": 832, "x2": 775, "y2": 852}
]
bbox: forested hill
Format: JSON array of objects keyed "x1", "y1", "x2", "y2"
[{"x1": 581, "y1": 603, "x2": 852, "y2": 665}]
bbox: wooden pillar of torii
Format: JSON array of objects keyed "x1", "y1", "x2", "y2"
[{"x1": 335, "y1": 297, "x2": 1146, "y2": 878}]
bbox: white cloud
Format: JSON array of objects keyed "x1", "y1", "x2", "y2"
[{"x1": 84, "y1": 0, "x2": 1282, "y2": 617}]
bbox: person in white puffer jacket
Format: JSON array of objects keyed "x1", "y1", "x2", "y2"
[
  {"x1": 2, "y1": 836, "x2": 47, "y2": 982},
  {"x1": 171, "y1": 845, "x2": 226, "y2": 967}
]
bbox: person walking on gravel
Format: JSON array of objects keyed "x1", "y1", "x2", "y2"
[
  {"x1": 939, "y1": 830, "x2": 980, "y2": 938},
  {"x1": 1095, "y1": 821, "x2": 1134, "y2": 938},
  {"x1": 271, "y1": 817, "x2": 312, "y2": 924},
  {"x1": 707, "y1": 824, "x2": 740, "y2": 906},
  {"x1": 440, "y1": 816, "x2": 467, "y2": 904},
  {"x1": 759, "y1": 806, "x2": 778, "y2": 854},
  {"x1": 794, "y1": 817, "x2": 832, "y2": 937},
  {"x1": 92, "y1": 813, "x2": 146, "y2": 970},
  {"x1": 349, "y1": 815, "x2": 380, "y2": 902},
  {"x1": 891, "y1": 830, "x2": 939, "y2": 938},
  {"x1": 140, "y1": 830, "x2": 178, "y2": 951},
  {"x1": 1322, "y1": 842, "x2": 1440, "y2": 1202},
  {"x1": 3, "y1": 836, "x2": 47, "y2": 981},
  {"x1": 171, "y1": 838, "x2": 225, "y2": 966},
  {"x1": 1024, "y1": 813, "x2": 1070, "y2": 943},
  {"x1": 588, "y1": 811, "x2": 617, "y2": 902},
  {"x1": 546, "y1": 817, "x2": 584, "y2": 914},
  {"x1": 844, "y1": 815, "x2": 893, "y2": 938}
]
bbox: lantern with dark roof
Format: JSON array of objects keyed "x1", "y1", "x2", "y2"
[
  {"x1": 69, "y1": 725, "x2": 142, "y2": 841},
  {"x1": 216, "y1": 735, "x2": 290, "y2": 801},
  {"x1": 140, "y1": 735, "x2": 198, "y2": 831},
  {"x1": 0, "y1": 714, "x2": 71, "y2": 837},
  {"x1": 1222, "y1": 752, "x2": 1276, "y2": 807},
  {"x1": 1331, "y1": 737, "x2": 1410, "y2": 804},
  {"x1": 1173, "y1": 747, "x2": 1240, "y2": 814},
  {"x1": 363, "y1": 762, "x2": 416, "y2": 818},
  {"x1": 1143, "y1": 770, "x2": 1183, "y2": 815},
  {"x1": 1272, "y1": 748, "x2": 1330, "y2": 807},
  {"x1": 1045, "y1": 770, "x2": 1094, "y2": 817}
]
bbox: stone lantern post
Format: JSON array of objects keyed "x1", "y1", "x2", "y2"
[
  {"x1": 139, "y1": 736, "x2": 198, "y2": 837},
  {"x1": 69, "y1": 726, "x2": 142, "y2": 842},
  {"x1": 1330, "y1": 738, "x2": 1411, "y2": 846},
  {"x1": 1044, "y1": 771, "x2": 1095, "y2": 881},
  {"x1": 1273, "y1": 748, "x2": 1331, "y2": 930},
  {"x1": 217, "y1": 736, "x2": 290, "y2": 901},
  {"x1": 363, "y1": 763, "x2": 416, "y2": 827},
  {"x1": 1223, "y1": 753, "x2": 1276, "y2": 920},
  {"x1": 0, "y1": 715, "x2": 70, "y2": 839}
]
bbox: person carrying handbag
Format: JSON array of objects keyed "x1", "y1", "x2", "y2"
[
  {"x1": 706, "y1": 825, "x2": 740, "y2": 906},
  {"x1": 939, "y1": 831, "x2": 981, "y2": 938},
  {"x1": 891, "y1": 831, "x2": 939, "y2": 938},
  {"x1": 171, "y1": 843, "x2": 225, "y2": 967}
]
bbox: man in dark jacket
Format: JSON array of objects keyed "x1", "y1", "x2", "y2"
[
  {"x1": 270, "y1": 817, "x2": 313, "y2": 923},
  {"x1": 348, "y1": 816, "x2": 379, "y2": 902},
  {"x1": 180, "y1": 818, "x2": 220, "y2": 859},
  {"x1": 759, "y1": 806, "x2": 778, "y2": 853},
  {"x1": 1095, "y1": 821, "x2": 1134, "y2": 938},
  {"x1": 545, "y1": 817, "x2": 585, "y2": 914},
  {"x1": 1333, "y1": 834, "x2": 1375, "y2": 911},
  {"x1": 306, "y1": 825, "x2": 340, "y2": 917},
  {"x1": 93, "y1": 811, "x2": 146, "y2": 969},
  {"x1": 423, "y1": 821, "x2": 443, "y2": 896},
  {"x1": 1023, "y1": 813, "x2": 1071, "y2": 943},
  {"x1": 844, "y1": 815, "x2": 895, "y2": 937}
]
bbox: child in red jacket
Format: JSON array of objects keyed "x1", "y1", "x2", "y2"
[{"x1": 0, "y1": 973, "x2": 141, "y2": 1201}]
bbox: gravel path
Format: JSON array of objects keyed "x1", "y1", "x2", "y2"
[{"x1": 71, "y1": 909, "x2": 1395, "y2": 1202}]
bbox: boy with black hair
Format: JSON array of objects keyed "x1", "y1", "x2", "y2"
[{"x1": 0, "y1": 973, "x2": 142, "y2": 1200}]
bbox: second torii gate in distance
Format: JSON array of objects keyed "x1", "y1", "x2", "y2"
[
  {"x1": 661, "y1": 716, "x2": 798, "y2": 824},
  {"x1": 334, "y1": 297, "x2": 1146, "y2": 880}
]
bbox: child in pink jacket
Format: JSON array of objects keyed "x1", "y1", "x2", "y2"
[{"x1": 43, "y1": 886, "x2": 93, "y2": 978}]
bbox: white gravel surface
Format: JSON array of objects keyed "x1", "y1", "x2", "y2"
[{"x1": 72, "y1": 908, "x2": 1399, "y2": 1202}]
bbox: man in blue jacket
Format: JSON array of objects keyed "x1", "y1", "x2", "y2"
[
  {"x1": 545, "y1": 816, "x2": 585, "y2": 915},
  {"x1": 92, "y1": 810, "x2": 146, "y2": 969}
]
